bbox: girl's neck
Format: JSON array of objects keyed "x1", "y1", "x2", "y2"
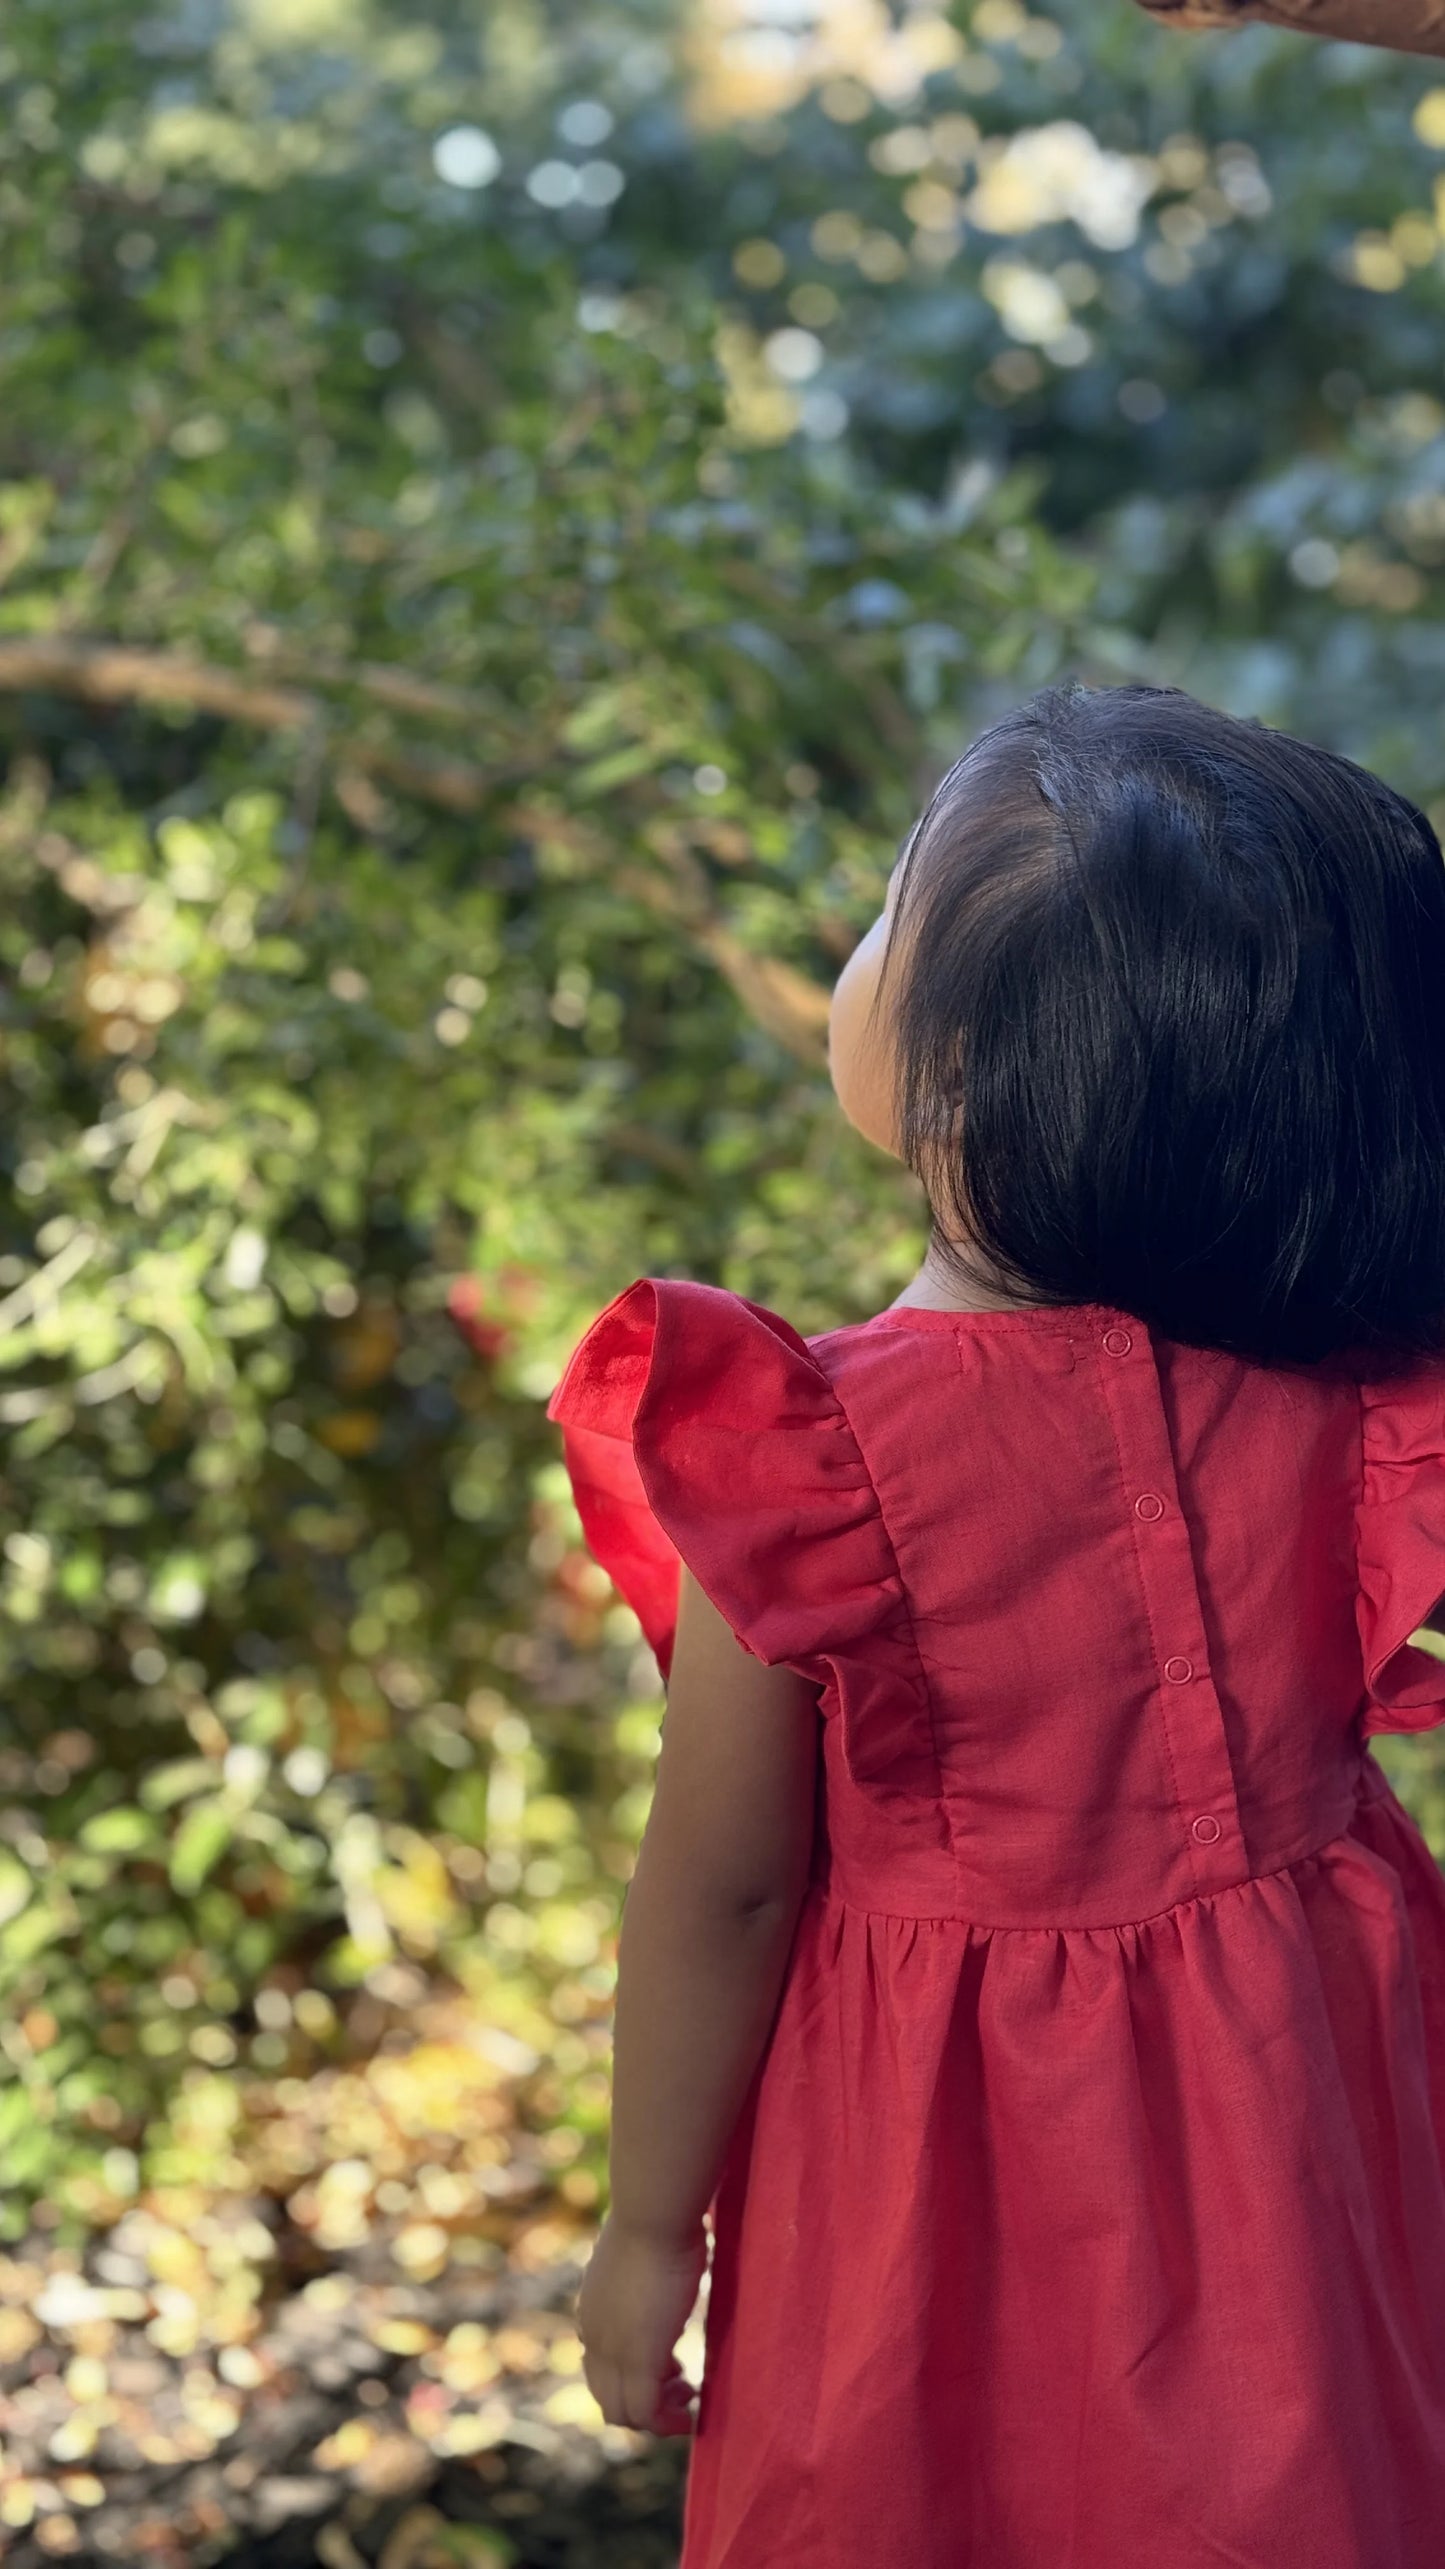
[{"x1": 886, "y1": 1241, "x2": 1044, "y2": 1316}]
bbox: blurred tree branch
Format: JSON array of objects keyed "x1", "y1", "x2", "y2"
[
  {"x1": 1130, "y1": 0, "x2": 1445, "y2": 54},
  {"x1": 0, "y1": 635, "x2": 838, "y2": 1062}
]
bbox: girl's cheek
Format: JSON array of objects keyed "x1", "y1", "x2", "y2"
[{"x1": 828, "y1": 920, "x2": 901, "y2": 1156}]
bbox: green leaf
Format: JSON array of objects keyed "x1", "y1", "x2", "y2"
[
  {"x1": 0, "y1": 1901, "x2": 65, "y2": 1967},
  {"x1": 570, "y1": 741, "x2": 667, "y2": 798},
  {"x1": 78, "y1": 1808, "x2": 157, "y2": 1857},
  {"x1": 168, "y1": 1803, "x2": 234, "y2": 1897},
  {"x1": 560, "y1": 686, "x2": 631, "y2": 751},
  {"x1": 434, "y1": 2531, "x2": 519, "y2": 2567},
  {"x1": 0, "y1": 1856, "x2": 31, "y2": 1930},
  {"x1": 140, "y1": 1760, "x2": 221, "y2": 1812}
]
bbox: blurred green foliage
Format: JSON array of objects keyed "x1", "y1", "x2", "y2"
[{"x1": 2, "y1": 0, "x2": 1445, "y2": 2226}]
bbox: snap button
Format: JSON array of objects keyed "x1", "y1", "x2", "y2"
[
  {"x1": 1163, "y1": 1656, "x2": 1193, "y2": 1684},
  {"x1": 1191, "y1": 1814, "x2": 1222, "y2": 1846},
  {"x1": 1134, "y1": 1492, "x2": 1165, "y2": 1523},
  {"x1": 1102, "y1": 1327, "x2": 1132, "y2": 1356}
]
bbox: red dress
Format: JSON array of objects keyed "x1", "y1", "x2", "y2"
[{"x1": 546, "y1": 1278, "x2": 1445, "y2": 2569}]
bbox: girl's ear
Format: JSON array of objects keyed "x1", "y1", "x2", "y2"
[{"x1": 1130, "y1": 0, "x2": 1445, "y2": 55}]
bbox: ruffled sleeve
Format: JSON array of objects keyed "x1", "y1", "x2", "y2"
[
  {"x1": 1356, "y1": 1364, "x2": 1445, "y2": 1732},
  {"x1": 544, "y1": 1277, "x2": 896, "y2": 1684}
]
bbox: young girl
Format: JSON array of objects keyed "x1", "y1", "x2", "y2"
[{"x1": 546, "y1": 675, "x2": 1445, "y2": 2567}]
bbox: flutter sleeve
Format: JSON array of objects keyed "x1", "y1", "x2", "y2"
[
  {"x1": 1356, "y1": 1364, "x2": 1445, "y2": 1732},
  {"x1": 544, "y1": 1277, "x2": 896, "y2": 1684}
]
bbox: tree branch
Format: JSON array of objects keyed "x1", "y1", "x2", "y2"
[
  {"x1": 0, "y1": 635, "x2": 838, "y2": 1062},
  {"x1": 0, "y1": 636, "x2": 315, "y2": 731},
  {"x1": 610, "y1": 857, "x2": 831, "y2": 1066},
  {"x1": 0, "y1": 635, "x2": 533, "y2": 810},
  {"x1": 1131, "y1": 0, "x2": 1445, "y2": 53}
]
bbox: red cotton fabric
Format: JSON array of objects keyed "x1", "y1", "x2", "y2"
[{"x1": 545, "y1": 1278, "x2": 1445, "y2": 2569}]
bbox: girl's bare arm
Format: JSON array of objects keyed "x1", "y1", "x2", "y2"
[{"x1": 606, "y1": 1566, "x2": 820, "y2": 2244}]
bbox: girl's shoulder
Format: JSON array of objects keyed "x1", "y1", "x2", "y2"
[{"x1": 545, "y1": 1277, "x2": 898, "y2": 1682}]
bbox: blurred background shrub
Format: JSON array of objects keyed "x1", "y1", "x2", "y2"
[{"x1": 2, "y1": 0, "x2": 1445, "y2": 2258}]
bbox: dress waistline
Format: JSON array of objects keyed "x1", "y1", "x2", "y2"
[{"x1": 805, "y1": 1752, "x2": 1398, "y2": 1937}]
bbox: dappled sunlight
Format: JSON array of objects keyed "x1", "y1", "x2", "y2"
[
  {"x1": 686, "y1": 0, "x2": 971, "y2": 128},
  {"x1": 967, "y1": 118, "x2": 1159, "y2": 246},
  {"x1": 5, "y1": 0, "x2": 1445, "y2": 2554}
]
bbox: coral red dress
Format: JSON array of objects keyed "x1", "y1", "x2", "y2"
[{"x1": 546, "y1": 1279, "x2": 1445, "y2": 2569}]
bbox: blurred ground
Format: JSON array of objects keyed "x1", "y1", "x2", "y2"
[{"x1": 0, "y1": 1991, "x2": 695, "y2": 2567}]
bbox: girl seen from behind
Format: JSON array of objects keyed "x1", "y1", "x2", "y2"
[{"x1": 546, "y1": 35, "x2": 1445, "y2": 2569}]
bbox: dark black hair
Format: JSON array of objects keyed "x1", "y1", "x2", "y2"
[{"x1": 870, "y1": 680, "x2": 1445, "y2": 1369}]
